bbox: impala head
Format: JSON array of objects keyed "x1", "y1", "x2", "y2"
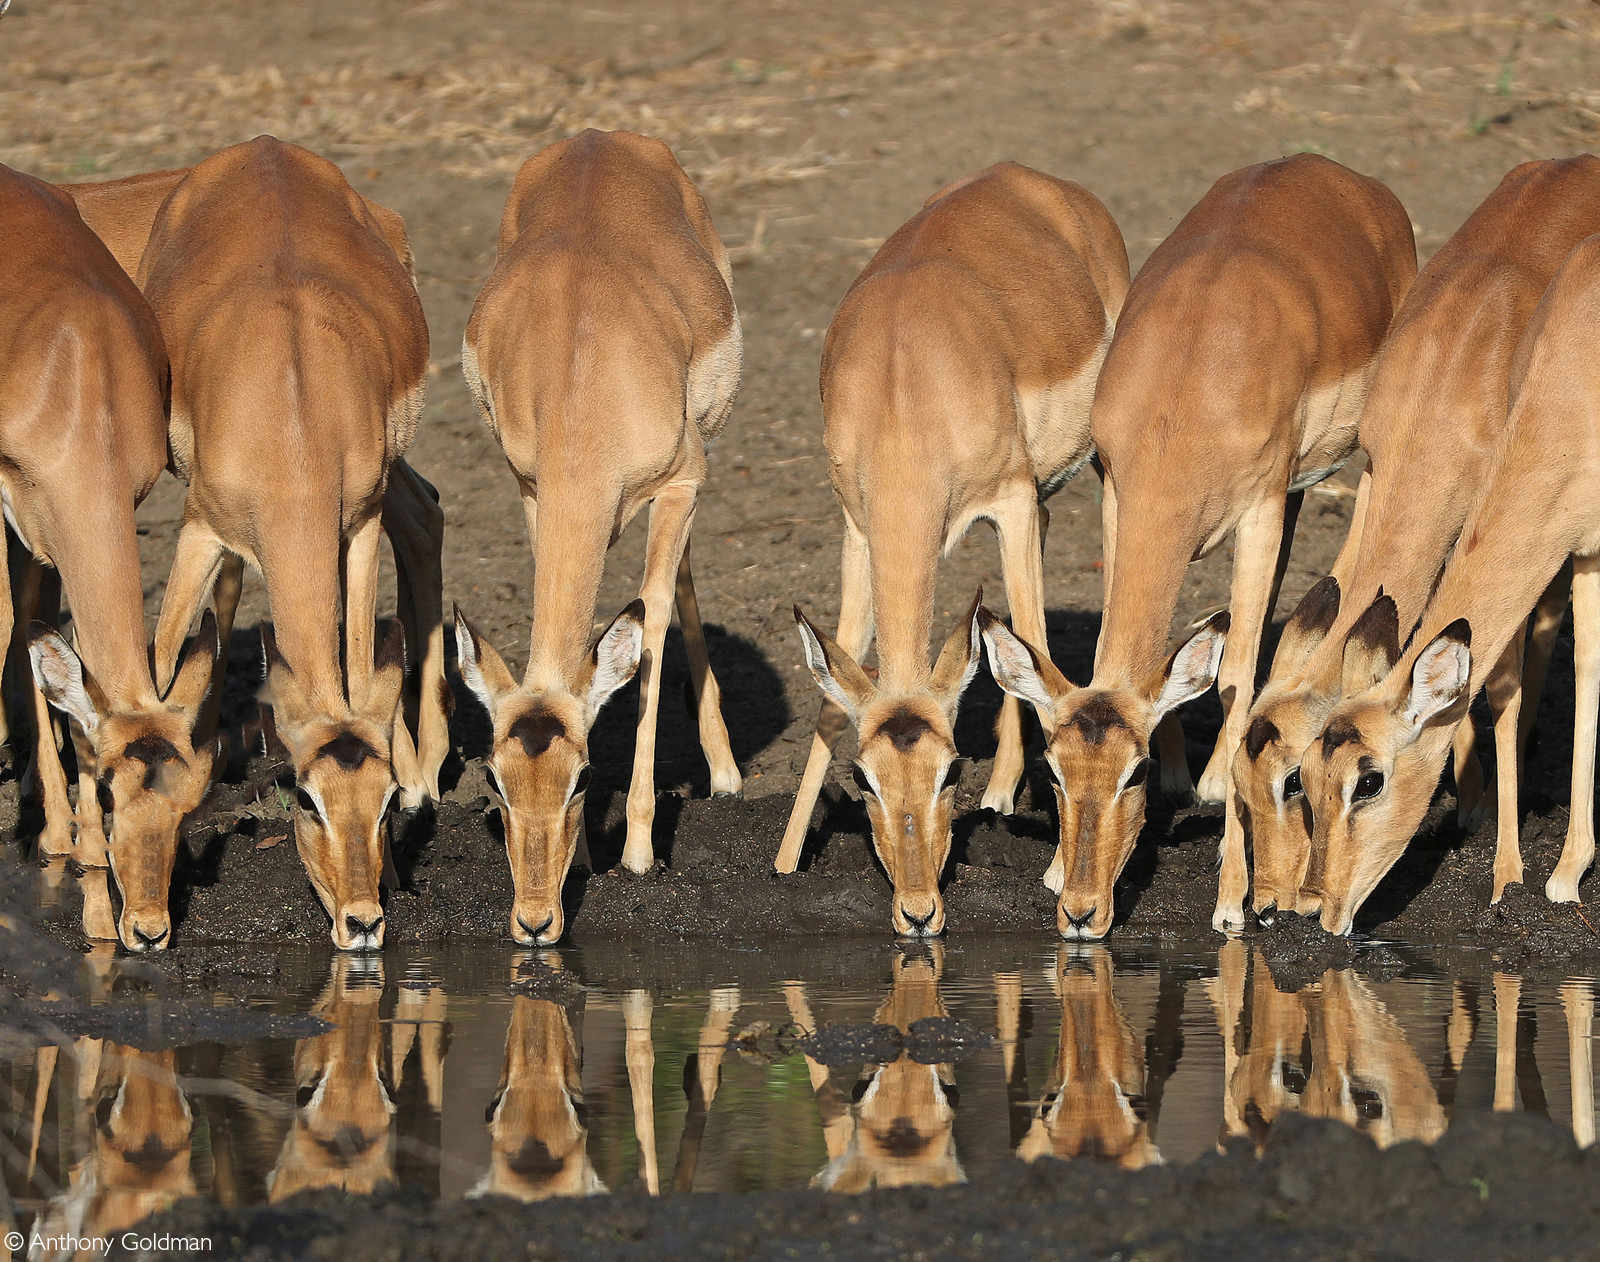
[
  {"x1": 982, "y1": 609, "x2": 1228, "y2": 940},
  {"x1": 814, "y1": 944, "x2": 964, "y2": 1192},
  {"x1": 269, "y1": 955, "x2": 395, "y2": 1200},
  {"x1": 477, "y1": 988, "x2": 604, "y2": 1201},
  {"x1": 1230, "y1": 577, "x2": 1345, "y2": 921},
  {"x1": 792, "y1": 595, "x2": 983, "y2": 938},
  {"x1": 1017, "y1": 947, "x2": 1159, "y2": 1169},
  {"x1": 86, "y1": 1046, "x2": 195, "y2": 1231},
  {"x1": 1301, "y1": 607, "x2": 1470, "y2": 935},
  {"x1": 265, "y1": 621, "x2": 407, "y2": 952},
  {"x1": 454, "y1": 601, "x2": 644, "y2": 947},
  {"x1": 29, "y1": 613, "x2": 223, "y2": 953}
]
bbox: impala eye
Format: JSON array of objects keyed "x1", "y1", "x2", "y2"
[
  {"x1": 96, "y1": 777, "x2": 116, "y2": 817},
  {"x1": 1124, "y1": 758, "x2": 1151, "y2": 790},
  {"x1": 484, "y1": 766, "x2": 503, "y2": 798},
  {"x1": 572, "y1": 765, "x2": 592, "y2": 797},
  {"x1": 294, "y1": 788, "x2": 319, "y2": 817},
  {"x1": 1282, "y1": 768, "x2": 1303, "y2": 800},
  {"x1": 1354, "y1": 770, "x2": 1385, "y2": 801},
  {"x1": 941, "y1": 760, "x2": 968, "y2": 793},
  {"x1": 852, "y1": 765, "x2": 876, "y2": 798},
  {"x1": 296, "y1": 1080, "x2": 318, "y2": 1109}
]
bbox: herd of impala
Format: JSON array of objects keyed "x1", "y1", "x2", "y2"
[{"x1": 7, "y1": 126, "x2": 1600, "y2": 954}]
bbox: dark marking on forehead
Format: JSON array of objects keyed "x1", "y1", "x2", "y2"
[
  {"x1": 124, "y1": 735, "x2": 184, "y2": 790},
  {"x1": 876, "y1": 1118, "x2": 933, "y2": 1158},
  {"x1": 509, "y1": 708, "x2": 566, "y2": 759},
  {"x1": 1069, "y1": 695, "x2": 1126, "y2": 746},
  {"x1": 1245, "y1": 716, "x2": 1280, "y2": 761},
  {"x1": 317, "y1": 731, "x2": 380, "y2": 771},
  {"x1": 125, "y1": 735, "x2": 182, "y2": 767},
  {"x1": 874, "y1": 708, "x2": 932, "y2": 752},
  {"x1": 1322, "y1": 718, "x2": 1360, "y2": 755}
]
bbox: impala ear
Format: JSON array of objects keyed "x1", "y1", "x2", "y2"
[
  {"x1": 1341, "y1": 591, "x2": 1400, "y2": 696},
  {"x1": 794, "y1": 605, "x2": 876, "y2": 722},
  {"x1": 929, "y1": 588, "x2": 984, "y2": 719},
  {"x1": 583, "y1": 600, "x2": 644, "y2": 716},
  {"x1": 979, "y1": 607, "x2": 1070, "y2": 720},
  {"x1": 1403, "y1": 619, "x2": 1471, "y2": 737},
  {"x1": 1149, "y1": 611, "x2": 1229, "y2": 718},
  {"x1": 1272, "y1": 576, "x2": 1341, "y2": 681},
  {"x1": 454, "y1": 604, "x2": 518, "y2": 722},
  {"x1": 29, "y1": 626, "x2": 101, "y2": 735}
]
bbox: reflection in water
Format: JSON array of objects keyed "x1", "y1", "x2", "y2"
[
  {"x1": 1210, "y1": 943, "x2": 1445, "y2": 1150},
  {"x1": 31, "y1": 1045, "x2": 194, "y2": 1261},
  {"x1": 2, "y1": 938, "x2": 1597, "y2": 1235},
  {"x1": 473, "y1": 956, "x2": 603, "y2": 1200},
  {"x1": 793, "y1": 945, "x2": 963, "y2": 1192},
  {"x1": 1013, "y1": 948, "x2": 1163, "y2": 1169},
  {"x1": 268, "y1": 955, "x2": 396, "y2": 1200}
]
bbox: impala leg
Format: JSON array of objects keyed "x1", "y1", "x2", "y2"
[
  {"x1": 1452, "y1": 715, "x2": 1490, "y2": 833},
  {"x1": 622, "y1": 988, "x2": 660, "y2": 1195},
  {"x1": 622, "y1": 484, "x2": 699, "y2": 873},
  {"x1": 1485, "y1": 636, "x2": 1524, "y2": 901},
  {"x1": 1200, "y1": 492, "x2": 1294, "y2": 804},
  {"x1": 672, "y1": 985, "x2": 741, "y2": 1193},
  {"x1": 1210, "y1": 496, "x2": 1289, "y2": 926},
  {"x1": 383, "y1": 461, "x2": 448, "y2": 802},
  {"x1": 776, "y1": 520, "x2": 872, "y2": 873},
  {"x1": 1562, "y1": 980, "x2": 1595, "y2": 1149},
  {"x1": 342, "y1": 512, "x2": 384, "y2": 696},
  {"x1": 67, "y1": 708, "x2": 106, "y2": 869},
  {"x1": 1205, "y1": 939, "x2": 1249, "y2": 1148},
  {"x1": 1324, "y1": 469, "x2": 1372, "y2": 590},
  {"x1": 1521, "y1": 561, "x2": 1572, "y2": 762},
  {"x1": 674, "y1": 538, "x2": 741, "y2": 797},
  {"x1": 1549, "y1": 553, "x2": 1600, "y2": 903},
  {"x1": 154, "y1": 524, "x2": 227, "y2": 696},
  {"x1": 985, "y1": 492, "x2": 1049, "y2": 815},
  {"x1": 1493, "y1": 972, "x2": 1519, "y2": 1112},
  {"x1": 22, "y1": 558, "x2": 73, "y2": 859}
]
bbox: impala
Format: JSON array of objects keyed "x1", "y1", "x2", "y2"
[
  {"x1": 2, "y1": 163, "x2": 222, "y2": 950},
  {"x1": 127, "y1": 137, "x2": 429, "y2": 951},
  {"x1": 457, "y1": 128, "x2": 743, "y2": 946}
]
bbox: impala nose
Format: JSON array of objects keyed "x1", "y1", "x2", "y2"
[
  {"x1": 517, "y1": 913, "x2": 555, "y2": 944},
  {"x1": 129, "y1": 922, "x2": 169, "y2": 952},
  {"x1": 1060, "y1": 905, "x2": 1101, "y2": 940},
  {"x1": 900, "y1": 904, "x2": 938, "y2": 936},
  {"x1": 342, "y1": 911, "x2": 384, "y2": 950}
]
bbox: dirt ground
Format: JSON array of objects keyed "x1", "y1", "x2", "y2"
[{"x1": 8, "y1": 1, "x2": 1600, "y2": 1253}]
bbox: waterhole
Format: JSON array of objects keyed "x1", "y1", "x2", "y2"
[{"x1": 3, "y1": 932, "x2": 1595, "y2": 1241}]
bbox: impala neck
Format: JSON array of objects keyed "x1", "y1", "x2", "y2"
[
  {"x1": 1093, "y1": 500, "x2": 1198, "y2": 688},
  {"x1": 525, "y1": 483, "x2": 620, "y2": 691},
  {"x1": 864, "y1": 493, "x2": 944, "y2": 694}
]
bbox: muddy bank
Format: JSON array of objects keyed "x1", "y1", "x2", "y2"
[{"x1": 113, "y1": 1112, "x2": 1600, "y2": 1261}]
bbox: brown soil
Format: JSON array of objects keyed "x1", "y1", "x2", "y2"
[{"x1": 7, "y1": 2, "x2": 1600, "y2": 1252}]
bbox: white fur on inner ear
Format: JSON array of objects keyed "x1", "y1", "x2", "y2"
[
  {"x1": 981, "y1": 619, "x2": 1056, "y2": 716},
  {"x1": 587, "y1": 612, "x2": 643, "y2": 716},
  {"x1": 29, "y1": 632, "x2": 100, "y2": 735},
  {"x1": 454, "y1": 611, "x2": 497, "y2": 720},
  {"x1": 795, "y1": 616, "x2": 860, "y2": 722},
  {"x1": 1153, "y1": 620, "x2": 1228, "y2": 718},
  {"x1": 1404, "y1": 630, "x2": 1471, "y2": 733}
]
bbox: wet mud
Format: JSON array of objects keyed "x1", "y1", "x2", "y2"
[{"x1": 107, "y1": 1113, "x2": 1600, "y2": 1261}]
